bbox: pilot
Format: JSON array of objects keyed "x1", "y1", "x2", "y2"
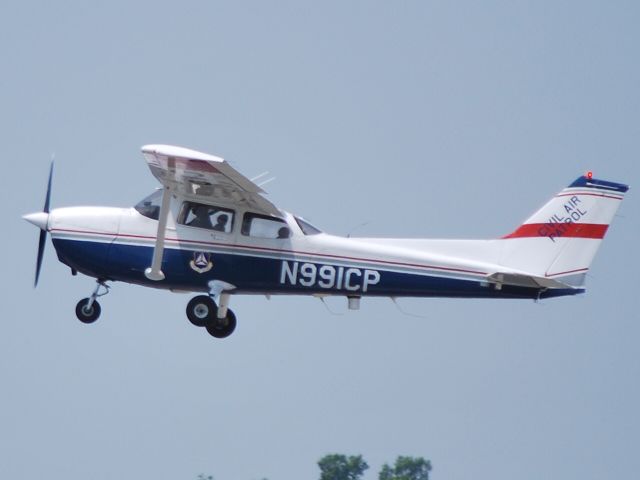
[
  {"x1": 188, "y1": 205, "x2": 213, "y2": 229},
  {"x1": 277, "y1": 226, "x2": 291, "y2": 239},
  {"x1": 212, "y1": 214, "x2": 229, "y2": 232}
]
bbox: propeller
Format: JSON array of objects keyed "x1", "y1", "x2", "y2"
[{"x1": 23, "y1": 161, "x2": 54, "y2": 287}]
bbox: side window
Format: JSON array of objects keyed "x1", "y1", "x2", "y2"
[
  {"x1": 178, "y1": 202, "x2": 234, "y2": 233},
  {"x1": 294, "y1": 216, "x2": 322, "y2": 235},
  {"x1": 242, "y1": 213, "x2": 290, "y2": 239}
]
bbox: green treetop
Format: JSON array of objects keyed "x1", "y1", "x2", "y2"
[
  {"x1": 318, "y1": 453, "x2": 369, "y2": 480},
  {"x1": 378, "y1": 456, "x2": 432, "y2": 480}
]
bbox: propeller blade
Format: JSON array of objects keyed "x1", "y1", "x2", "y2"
[
  {"x1": 43, "y1": 160, "x2": 54, "y2": 213},
  {"x1": 33, "y1": 160, "x2": 53, "y2": 287},
  {"x1": 35, "y1": 228, "x2": 47, "y2": 287}
]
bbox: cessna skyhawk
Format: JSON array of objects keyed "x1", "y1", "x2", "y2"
[{"x1": 23, "y1": 145, "x2": 629, "y2": 339}]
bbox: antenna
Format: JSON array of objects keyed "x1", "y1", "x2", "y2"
[
  {"x1": 257, "y1": 176, "x2": 276, "y2": 188},
  {"x1": 251, "y1": 171, "x2": 276, "y2": 188},
  {"x1": 346, "y1": 221, "x2": 371, "y2": 238},
  {"x1": 250, "y1": 171, "x2": 270, "y2": 182},
  {"x1": 315, "y1": 295, "x2": 344, "y2": 316},
  {"x1": 390, "y1": 297, "x2": 429, "y2": 319}
]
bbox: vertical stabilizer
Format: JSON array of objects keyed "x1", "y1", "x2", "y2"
[{"x1": 499, "y1": 174, "x2": 629, "y2": 287}]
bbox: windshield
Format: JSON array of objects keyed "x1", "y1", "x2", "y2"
[
  {"x1": 295, "y1": 216, "x2": 322, "y2": 235},
  {"x1": 134, "y1": 190, "x2": 162, "y2": 220}
]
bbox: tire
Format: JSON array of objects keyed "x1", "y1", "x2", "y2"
[
  {"x1": 186, "y1": 295, "x2": 217, "y2": 327},
  {"x1": 75, "y1": 298, "x2": 101, "y2": 324},
  {"x1": 205, "y1": 309, "x2": 237, "y2": 339}
]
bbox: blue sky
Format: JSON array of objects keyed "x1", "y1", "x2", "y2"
[{"x1": 1, "y1": 1, "x2": 639, "y2": 479}]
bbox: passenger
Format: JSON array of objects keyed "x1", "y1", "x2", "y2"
[
  {"x1": 188, "y1": 206, "x2": 213, "y2": 229},
  {"x1": 212, "y1": 214, "x2": 229, "y2": 232},
  {"x1": 277, "y1": 226, "x2": 291, "y2": 239}
]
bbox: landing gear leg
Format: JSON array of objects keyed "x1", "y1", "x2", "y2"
[
  {"x1": 75, "y1": 280, "x2": 110, "y2": 324},
  {"x1": 205, "y1": 291, "x2": 236, "y2": 338},
  {"x1": 217, "y1": 292, "x2": 230, "y2": 319}
]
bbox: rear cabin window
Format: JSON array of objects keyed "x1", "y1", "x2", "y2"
[
  {"x1": 178, "y1": 202, "x2": 234, "y2": 233},
  {"x1": 242, "y1": 213, "x2": 291, "y2": 239},
  {"x1": 294, "y1": 216, "x2": 322, "y2": 235}
]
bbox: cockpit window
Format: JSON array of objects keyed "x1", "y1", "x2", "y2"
[
  {"x1": 134, "y1": 190, "x2": 162, "y2": 220},
  {"x1": 178, "y1": 202, "x2": 235, "y2": 233},
  {"x1": 294, "y1": 216, "x2": 322, "y2": 235},
  {"x1": 242, "y1": 212, "x2": 290, "y2": 239}
]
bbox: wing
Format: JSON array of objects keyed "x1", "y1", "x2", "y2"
[{"x1": 141, "y1": 144, "x2": 279, "y2": 215}]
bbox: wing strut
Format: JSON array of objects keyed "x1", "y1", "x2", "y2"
[{"x1": 144, "y1": 185, "x2": 172, "y2": 281}]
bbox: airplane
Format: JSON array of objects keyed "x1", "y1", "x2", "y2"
[{"x1": 23, "y1": 145, "x2": 629, "y2": 339}]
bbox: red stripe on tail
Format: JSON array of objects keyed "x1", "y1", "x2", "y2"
[{"x1": 503, "y1": 223, "x2": 609, "y2": 239}]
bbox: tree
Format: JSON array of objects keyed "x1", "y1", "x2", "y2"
[
  {"x1": 318, "y1": 453, "x2": 369, "y2": 480},
  {"x1": 378, "y1": 456, "x2": 432, "y2": 480}
]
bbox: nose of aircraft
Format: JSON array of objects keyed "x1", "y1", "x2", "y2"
[{"x1": 23, "y1": 211, "x2": 50, "y2": 231}]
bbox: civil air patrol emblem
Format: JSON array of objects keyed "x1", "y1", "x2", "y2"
[{"x1": 189, "y1": 252, "x2": 213, "y2": 274}]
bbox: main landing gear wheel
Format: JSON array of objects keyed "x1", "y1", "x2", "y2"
[
  {"x1": 205, "y1": 309, "x2": 237, "y2": 339},
  {"x1": 186, "y1": 295, "x2": 217, "y2": 327},
  {"x1": 75, "y1": 298, "x2": 101, "y2": 324},
  {"x1": 186, "y1": 288, "x2": 237, "y2": 339}
]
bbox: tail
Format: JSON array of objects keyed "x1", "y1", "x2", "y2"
[{"x1": 499, "y1": 173, "x2": 629, "y2": 288}]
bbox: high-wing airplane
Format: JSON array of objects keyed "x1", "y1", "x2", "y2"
[{"x1": 23, "y1": 145, "x2": 629, "y2": 339}]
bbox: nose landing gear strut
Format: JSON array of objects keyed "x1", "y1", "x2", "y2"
[{"x1": 75, "y1": 280, "x2": 110, "y2": 324}]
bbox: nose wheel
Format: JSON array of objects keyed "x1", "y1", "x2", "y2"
[
  {"x1": 186, "y1": 293, "x2": 237, "y2": 339},
  {"x1": 75, "y1": 280, "x2": 109, "y2": 324},
  {"x1": 75, "y1": 298, "x2": 101, "y2": 323}
]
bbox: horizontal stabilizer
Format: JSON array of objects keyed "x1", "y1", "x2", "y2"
[{"x1": 486, "y1": 272, "x2": 574, "y2": 290}]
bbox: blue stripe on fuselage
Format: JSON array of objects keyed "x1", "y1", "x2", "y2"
[{"x1": 52, "y1": 238, "x2": 582, "y2": 299}]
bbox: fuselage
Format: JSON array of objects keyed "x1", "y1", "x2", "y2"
[{"x1": 46, "y1": 195, "x2": 579, "y2": 300}]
